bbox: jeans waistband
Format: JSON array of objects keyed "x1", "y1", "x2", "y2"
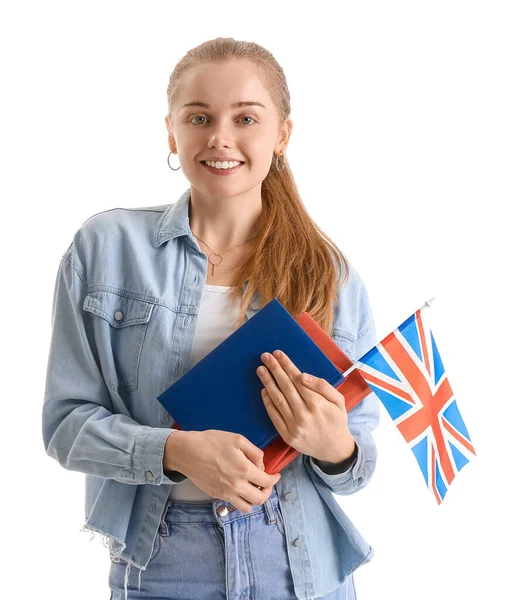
[{"x1": 163, "y1": 483, "x2": 281, "y2": 526}]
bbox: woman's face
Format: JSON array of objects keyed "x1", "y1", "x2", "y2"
[{"x1": 166, "y1": 60, "x2": 291, "y2": 197}]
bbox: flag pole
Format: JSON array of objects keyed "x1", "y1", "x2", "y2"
[{"x1": 339, "y1": 296, "x2": 437, "y2": 380}]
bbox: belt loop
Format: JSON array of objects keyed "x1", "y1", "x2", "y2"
[
  {"x1": 159, "y1": 500, "x2": 171, "y2": 536},
  {"x1": 264, "y1": 495, "x2": 276, "y2": 524}
]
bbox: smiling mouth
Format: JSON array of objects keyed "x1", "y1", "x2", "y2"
[
  {"x1": 201, "y1": 160, "x2": 244, "y2": 166},
  {"x1": 201, "y1": 161, "x2": 245, "y2": 175}
]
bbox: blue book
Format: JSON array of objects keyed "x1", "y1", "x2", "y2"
[{"x1": 156, "y1": 297, "x2": 346, "y2": 450}]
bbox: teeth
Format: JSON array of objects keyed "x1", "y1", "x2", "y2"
[{"x1": 204, "y1": 160, "x2": 242, "y2": 169}]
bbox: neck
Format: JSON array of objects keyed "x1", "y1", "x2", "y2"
[{"x1": 188, "y1": 185, "x2": 263, "y2": 251}]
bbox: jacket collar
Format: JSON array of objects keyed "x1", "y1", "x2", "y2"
[
  {"x1": 154, "y1": 187, "x2": 261, "y2": 315},
  {"x1": 153, "y1": 188, "x2": 193, "y2": 248}
]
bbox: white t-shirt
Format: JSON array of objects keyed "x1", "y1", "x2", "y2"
[{"x1": 168, "y1": 283, "x2": 243, "y2": 501}]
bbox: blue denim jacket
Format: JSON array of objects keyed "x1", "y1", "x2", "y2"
[{"x1": 42, "y1": 187, "x2": 380, "y2": 600}]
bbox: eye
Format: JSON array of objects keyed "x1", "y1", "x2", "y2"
[
  {"x1": 189, "y1": 115, "x2": 257, "y2": 126},
  {"x1": 191, "y1": 115, "x2": 208, "y2": 125}
]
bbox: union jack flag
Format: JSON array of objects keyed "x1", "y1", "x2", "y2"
[{"x1": 354, "y1": 306, "x2": 476, "y2": 504}]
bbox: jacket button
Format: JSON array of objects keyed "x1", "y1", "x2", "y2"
[
  {"x1": 284, "y1": 492, "x2": 294, "y2": 501},
  {"x1": 145, "y1": 470, "x2": 154, "y2": 482},
  {"x1": 217, "y1": 505, "x2": 229, "y2": 517},
  {"x1": 294, "y1": 537, "x2": 305, "y2": 548},
  {"x1": 114, "y1": 311, "x2": 124, "y2": 321}
]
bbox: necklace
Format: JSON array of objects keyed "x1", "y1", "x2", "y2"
[{"x1": 191, "y1": 231, "x2": 255, "y2": 276}]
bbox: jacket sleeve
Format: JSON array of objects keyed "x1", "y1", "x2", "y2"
[
  {"x1": 42, "y1": 251, "x2": 187, "y2": 486},
  {"x1": 307, "y1": 270, "x2": 380, "y2": 496}
]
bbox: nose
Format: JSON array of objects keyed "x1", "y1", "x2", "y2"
[
  {"x1": 208, "y1": 134, "x2": 231, "y2": 149},
  {"x1": 207, "y1": 119, "x2": 236, "y2": 148}
]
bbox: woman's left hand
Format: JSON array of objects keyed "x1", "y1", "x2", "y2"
[{"x1": 256, "y1": 349, "x2": 356, "y2": 464}]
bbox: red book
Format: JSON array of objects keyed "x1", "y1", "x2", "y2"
[{"x1": 171, "y1": 311, "x2": 372, "y2": 474}]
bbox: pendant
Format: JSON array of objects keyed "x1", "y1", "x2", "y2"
[{"x1": 208, "y1": 253, "x2": 223, "y2": 276}]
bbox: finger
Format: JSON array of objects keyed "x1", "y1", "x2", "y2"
[
  {"x1": 261, "y1": 387, "x2": 290, "y2": 439},
  {"x1": 258, "y1": 352, "x2": 304, "y2": 420},
  {"x1": 249, "y1": 472, "x2": 281, "y2": 499},
  {"x1": 269, "y1": 350, "x2": 321, "y2": 410},
  {"x1": 300, "y1": 371, "x2": 345, "y2": 408},
  {"x1": 259, "y1": 469, "x2": 282, "y2": 488},
  {"x1": 257, "y1": 362, "x2": 296, "y2": 423}
]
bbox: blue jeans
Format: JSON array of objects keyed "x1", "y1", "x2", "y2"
[{"x1": 109, "y1": 485, "x2": 356, "y2": 600}]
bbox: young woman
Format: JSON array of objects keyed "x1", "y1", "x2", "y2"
[{"x1": 42, "y1": 37, "x2": 380, "y2": 600}]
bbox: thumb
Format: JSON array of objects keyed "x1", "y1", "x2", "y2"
[{"x1": 238, "y1": 435, "x2": 265, "y2": 470}]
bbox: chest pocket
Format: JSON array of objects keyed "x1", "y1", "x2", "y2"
[
  {"x1": 83, "y1": 290, "x2": 155, "y2": 393},
  {"x1": 332, "y1": 328, "x2": 356, "y2": 362}
]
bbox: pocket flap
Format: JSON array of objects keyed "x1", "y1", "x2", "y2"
[{"x1": 83, "y1": 290, "x2": 154, "y2": 328}]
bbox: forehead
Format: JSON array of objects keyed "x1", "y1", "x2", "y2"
[{"x1": 178, "y1": 61, "x2": 270, "y2": 110}]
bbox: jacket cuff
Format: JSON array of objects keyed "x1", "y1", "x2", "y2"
[
  {"x1": 312, "y1": 441, "x2": 358, "y2": 475},
  {"x1": 133, "y1": 428, "x2": 187, "y2": 485},
  {"x1": 163, "y1": 469, "x2": 188, "y2": 483},
  {"x1": 308, "y1": 440, "x2": 367, "y2": 493}
]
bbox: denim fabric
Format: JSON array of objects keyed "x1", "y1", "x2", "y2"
[
  {"x1": 42, "y1": 187, "x2": 380, "y2": 600},
  {"x1": 109, "y1": 485, "x2": 356, "y2": 600}
]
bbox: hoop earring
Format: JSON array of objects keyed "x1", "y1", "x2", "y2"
[
  {"x1": 167, "y1": 151, "x2": 181, "y2": 171},
  {"x1": 275, "y1": 153, "x2": 286, "y2": 172}
]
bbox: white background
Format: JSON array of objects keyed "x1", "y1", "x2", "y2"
[{"x1": 1, "y1": 1, "x2": 516, "y2": 598}]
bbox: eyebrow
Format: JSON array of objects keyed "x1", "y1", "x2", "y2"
[{"x1": 181, "y1": 101, "x2": 267, "y2": 110}]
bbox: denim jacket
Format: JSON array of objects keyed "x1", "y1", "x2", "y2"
[{"x1": 42, "y1": 187, "x2": 380, "y2": 600}]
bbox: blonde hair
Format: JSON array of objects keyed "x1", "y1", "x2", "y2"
[{"x1": 165, "y1": 37, "x2": 350, "y2": 335}]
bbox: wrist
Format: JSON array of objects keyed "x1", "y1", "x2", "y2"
[
  {"x1": 163, "y1": 429, "x2": 191, "y2": 473},
  {"x1": 315, "y1": 436, "x2": 358, "y2": 472},
  {"x1": 327, "y1": 434, "x2": 357, "y2": 465},
  {"x1": 314, "y1": 442, "x2": 357, "y2": 475}
]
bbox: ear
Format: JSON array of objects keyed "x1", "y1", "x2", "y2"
[
  {"x1": 165, "y1": 116, "x2": 176, "y2": 147},
  {"x1": 281, "y1": 118, "x2": 293, "y2": 148}
]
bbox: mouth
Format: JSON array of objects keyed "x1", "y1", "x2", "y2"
[{"x1": 200, "y1": 161, "x2": 244, "y2": 176}]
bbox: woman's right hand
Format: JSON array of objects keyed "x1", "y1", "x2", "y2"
[{"x1": 165, "y1": 429, "x2": 281, "y2": 513}]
